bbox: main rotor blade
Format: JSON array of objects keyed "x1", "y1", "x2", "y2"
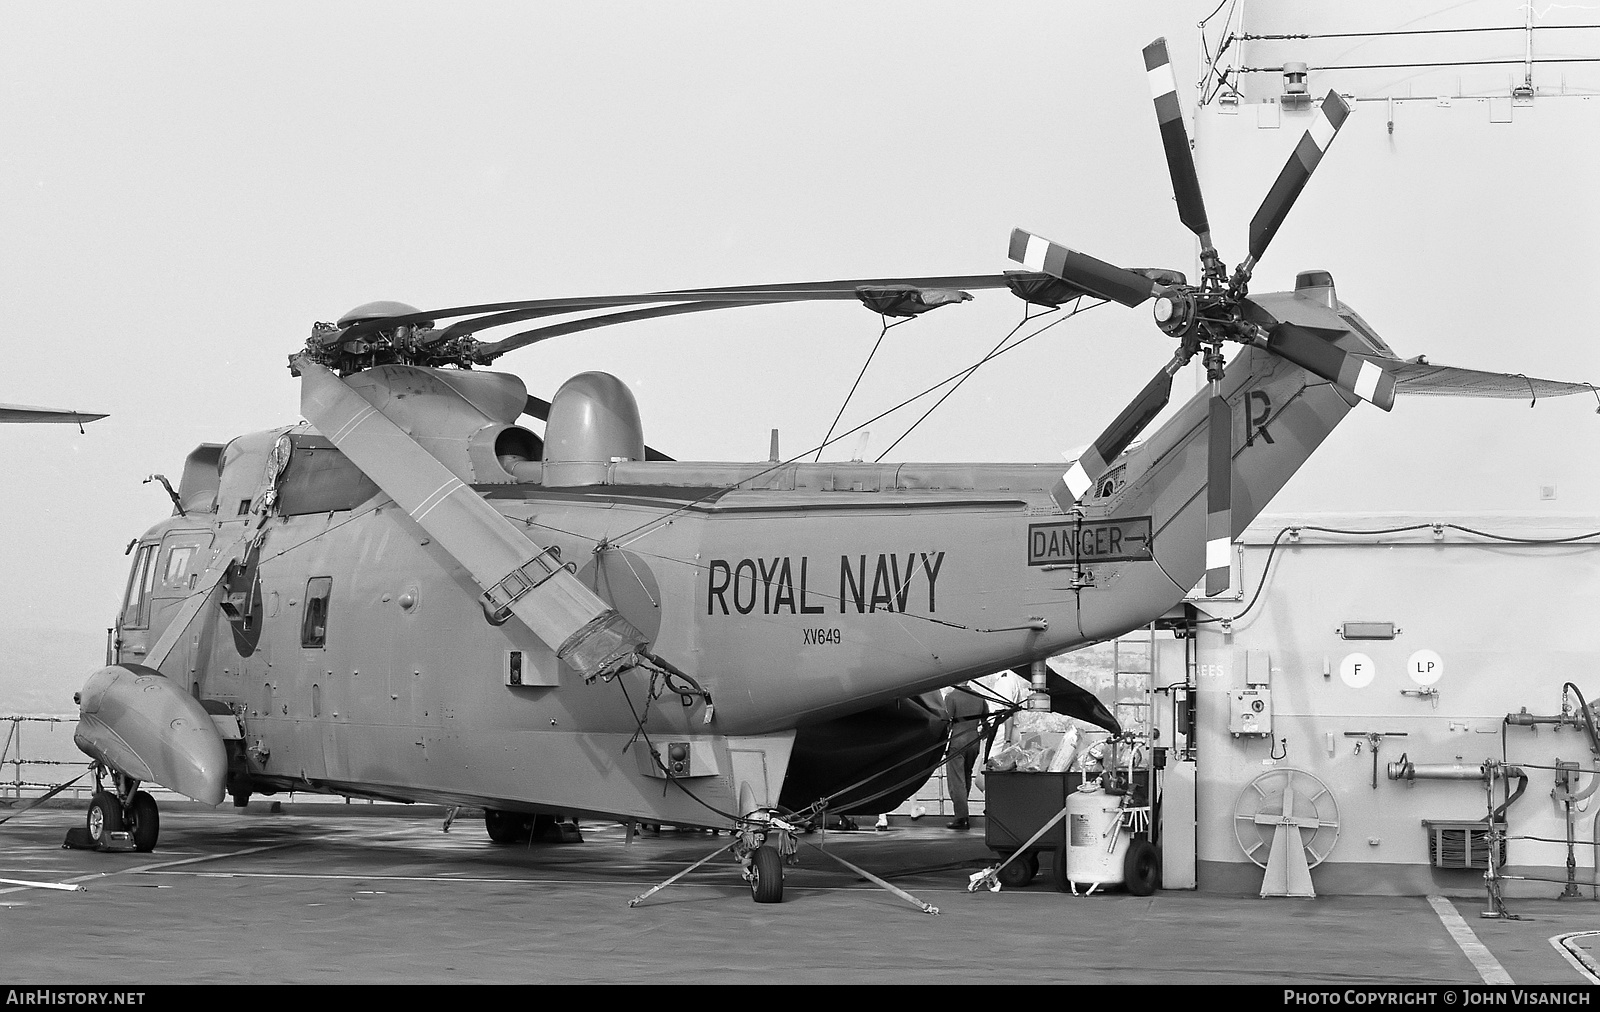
[
  {"x1": 0, "y1": 404, "x2": 107, "y2": 424},
  {"x1": 1246, "y1": 90, "x2": 1352, "y2": 270},
  {"x1": 1204, "y1": 385, "x2": 1233, "y2": 597},
  {"x1": 1050, "y1": 352, "x2": 1186, "y2": 510},
  {"x1": 1384, "y1": 360, "x2": 1598, "y2": 401},
  {"x1": 476, "y1": 300, "x2": 784, "y2": 360},
  {"x1": 1144, "y1": 38, "x2": 1213, "y2": 253},
  {"x1": 1008, "y1": 229, "x2": 1158, "y2": 308},
  {"x1": 338, "y1": 275, "x2": 1017, "y2": 344},
  {"x1": 1266, "y1": 322, "x2": 1396, "y2": 411}
]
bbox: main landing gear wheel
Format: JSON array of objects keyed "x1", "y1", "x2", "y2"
[
  {"x1": 86, "y1": 791, "x2": 122, "y2": 848},
  {"x1": 484, "y1": 808, "x2": 532, "y2": 844},
  {"x1": 127, "y1": 791, "x2": 160, "y2": 852},
  {"x1": 749, "y1": 846, "x2": 784, "y2": 903}
]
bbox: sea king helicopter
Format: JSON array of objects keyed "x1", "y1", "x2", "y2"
[{"x1": 71, "y1": 40, "x2": 1595, "y2": 903}]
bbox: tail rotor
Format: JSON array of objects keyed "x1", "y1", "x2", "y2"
[{"x1": 1014, "y1": 38, "x2": 1359, "y2": 595}]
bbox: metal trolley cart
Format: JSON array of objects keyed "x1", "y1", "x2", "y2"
[{"x1": 981, "y1": 755, "x2": 1161, "y2": 894}]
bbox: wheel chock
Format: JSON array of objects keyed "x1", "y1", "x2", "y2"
[{"x1": 101, "y1": 831, "x2": 137, "y2": 853}]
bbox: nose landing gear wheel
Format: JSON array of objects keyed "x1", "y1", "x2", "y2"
[
  {"x1": 86, "y1": 791, "x2": 122, "y2": 848},
  {"x1": 127, "y1": 791, "x2": 159, "y2": 852},
  {"x1": 749, "y1": 845, "x2": 784, "y2": 903}
]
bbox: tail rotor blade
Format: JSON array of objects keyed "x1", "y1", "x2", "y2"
[
  {"x1": 1050, "y1": 354, "x2": 1184, "y2": 511},
  {"x1": 1143, "y1": 38, "x2": 1213, "y2": 253},
  {"x1": 1008, "y1": 229, "x2": 1159, "y2": 308},
  {"x1": 1204, "y1": 386, "x2": 1233, "y2": 597},
  {"x1": 1245, "y1": 91, "x2": 1352, "y2": 271},
  {"x1": 1267, "y1": 322, "x2": 1396, "y2": 411}
]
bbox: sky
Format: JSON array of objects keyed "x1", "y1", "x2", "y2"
[{"x1": 2, "y1": 1, "x2": 1596, "y2": 713}]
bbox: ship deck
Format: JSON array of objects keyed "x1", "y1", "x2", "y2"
[{"x1": 1, "y1": 802, "x2": 1596, "y2": 987}]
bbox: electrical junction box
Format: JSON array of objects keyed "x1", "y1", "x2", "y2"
[
  {"x1": 1230, "y1": 648, "x2": 1273, "y2": 737},
  {"x1": 637, "y1": 738, "x2": 720, "y2": 779},
  {"x1": 1230, "y1": 688, "x2": 1272, "y2": 737},
  {"x1": 503, "y1": 648, "x2": 558, "y2": 687}
]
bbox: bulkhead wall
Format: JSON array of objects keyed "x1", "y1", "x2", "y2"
[{"x1": 1180, "y1": 514, "x2": 1599, "y2": 897}]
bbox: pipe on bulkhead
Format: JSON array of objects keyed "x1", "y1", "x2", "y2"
[{"x1": 1387, "y1": 757, "x2": 1488, "y2": 781}]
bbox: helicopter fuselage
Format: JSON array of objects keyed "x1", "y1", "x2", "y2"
[{"x1": 100, "y1": 291, "x2": 1365, "y2": 826}]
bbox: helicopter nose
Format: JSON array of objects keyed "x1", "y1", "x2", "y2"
[{"x1": 74, "y1": 665, "x2": 227, "y2": 806}]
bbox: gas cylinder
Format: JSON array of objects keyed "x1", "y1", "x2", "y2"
[{"x1": 1065, "y1": 783, "x2": 1131, "y2": 886}]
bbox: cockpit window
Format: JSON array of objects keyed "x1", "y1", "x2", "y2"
[{"x1": 119, "y1": 544, "x2": 158, "y2": 629}]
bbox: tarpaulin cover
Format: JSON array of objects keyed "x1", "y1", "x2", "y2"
[
  {"x1": 1010, "y1": 666, "x2": 1123, "y2": 735},
  {"x1": 854, "y1": 285, "x2": 972, "y2": 318},
  {"x1": 1004, "y1": 271, "x2": 1091, "y2": 308}
]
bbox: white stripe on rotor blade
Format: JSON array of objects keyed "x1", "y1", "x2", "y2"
[
  {"x1": 1353, "y1": 360, "x2": 1382, "y2": 402},
  {"x1": 1023, "y1": 233, "x2": 1050, "y2": 272},
  {"x1": 1062, "y1": 462, "x2": 1093, "y2": 501},
  {"x1": 330, "y1": 405, "x2": 378, "y2": 444},
  {"x1": 1309, "y1": 110, "x2": 1337, "y2": 151},
  {"x1": 412, "y1": 478, "x2": 464, "y2": 522},
  {"x1": 1146, "y1": 64, "x2": 1177, "y2": 101},
  {"x1": 1206, "y1": 537, "x2": 1231, "y2": 572}
]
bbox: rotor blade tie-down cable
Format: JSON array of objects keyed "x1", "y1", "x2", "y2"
[
  {"x1": 816, "y1": 314, "x2": 909, "y2": 462},
  {"x1": 605, "y1": 303, "x2": 1097, "y2": 549},
  {"x1": 876, "y1": 302, "x2": 1066, "y2": 461},
  {"x1": 796, "y1": 836, "x2": 941, "y2": 915}
]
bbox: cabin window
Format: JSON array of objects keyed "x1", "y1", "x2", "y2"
[
  {"x1": 163, "y1": 546, "x2": 197, "y2": 588},
  {"x1": 119, "y1": 544, "x2": 158, "y2": 629},
  {"x1": 301, "y1": 577, "x2": 332, "y2": 648}
]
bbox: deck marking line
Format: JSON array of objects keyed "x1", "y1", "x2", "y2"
[
  {"x1": 141, "y1": 868, "x2": 986, "y2": 895},
  {"x1": 0, "y1": 876, "x2": 83, "y2": 892},
  {"x1": 1551, "y1": 931, "x2": 1600, "y2": 984},
  {"x1": 1427, "y1": 894, "x2": 1513, "y2": 984},
  {"x1": 0, "y1": 841, "x2": 302, "y2": 896}
]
